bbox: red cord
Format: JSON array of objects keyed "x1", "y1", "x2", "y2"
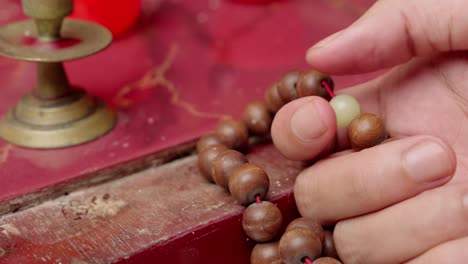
[
  {"x1": 255, "y1": 194, "x2": 261, "y2": 204},
  {"x1": 321, "y1": 80, "x2": 335, "y2": 98},
  {"x1": 303, "y1": 257, "x2": 313, "y2": 264}
]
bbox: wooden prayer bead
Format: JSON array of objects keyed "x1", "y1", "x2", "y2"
[
  {"x1": 347, "y1": 113, "x2": 387, "y2": 150},
  {"x1": 216, "y1": 119, "x2": 249, "y2": 151},
  {"x1": 196, "y1": 133, "x2": 222, "y2": 153},
  {"x1": 285, "y1": 218, "x2": 325, "y2": 244},
  {"x1": 251, "y1": 242, "x2": 284, "y2": 264},
  {"x1": 243, "y1": 102, "x2": 273, "y2": 136},
  {"x1": 279, "y1": 227, "x2": 322, "y2": 264},
  {"x1": 314, "y1": 257, "x2": 342, "y2": 264},
  {"x1": 212, "y1": 150, "x2": 248, "y2": 189},
  {"x1": 197, "y1": 144, "x2": 228, "y2": 182},
  {"x1": 228, "y1": 163, "x2": 270, "y2": 205},
  {"x1": 243, "y1": 201, "x2": 283, "y2": 242},
  {"x1": 278, "y1": 70, "x2": 301, "y2": 102},
  {"x1": 297, "y1": 70, "x2": 334, "y2": 100},
  {"x1": 323, "y1": 231, "x2": 339, "y2": 259},
  {"x1": 265, "y1": 82, "x2": 286, "y2": 113}
]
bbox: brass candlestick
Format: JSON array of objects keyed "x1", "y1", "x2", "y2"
[{"x1": 0, "y1": 0, "x2": 115, "y2": 149}]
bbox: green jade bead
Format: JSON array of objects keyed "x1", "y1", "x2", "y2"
[{"x1": 330, "y1": 94, "x2": 361, "y2": 128}]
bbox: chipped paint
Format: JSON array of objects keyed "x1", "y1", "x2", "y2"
[
  {"x1": 0, "y1": 223, "x2": 20, "y2": 237},
  {"x1": 62, "y1": 195, "x2": 127, "y2": 219}
]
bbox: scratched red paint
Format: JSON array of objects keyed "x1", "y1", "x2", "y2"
[{"x1": 0, "y1": 0, "x2": 377, "y2": 207}]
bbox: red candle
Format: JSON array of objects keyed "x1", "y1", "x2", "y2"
[{"x1": 71, "y1": 0, "x2": 141, "y2": 38}]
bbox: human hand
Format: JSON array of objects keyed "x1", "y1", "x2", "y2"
[{"x1": 271, "y1": 0, "x2": 468, "y2": 263}]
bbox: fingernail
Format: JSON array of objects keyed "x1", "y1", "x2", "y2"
[
  {"x1": 291, "y1": 100, "x2": 327, "y2": 141},
  {"x1": 404, "y1": 142, "x2": 453, "y2": 183}
]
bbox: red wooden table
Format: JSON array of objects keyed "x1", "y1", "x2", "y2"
[{"x1": 0, "y1": 0, "x2": 378, "y2": 263}]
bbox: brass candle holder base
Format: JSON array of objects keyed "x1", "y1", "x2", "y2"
[
  {"x1": 0, "y1": 0, "x2": 115, "y2": 149},
  {"x1": 0, "y1": 90, "x2": 115, "y2": 149}
]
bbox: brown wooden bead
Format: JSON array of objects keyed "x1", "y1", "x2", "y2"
[
  {"x1": 323, "y1": 231, "x2": 339, "y2": 259},
  {"x1": 242, "y1": 102, "x2": 272, "y2": 136},
  {"x1": 382, "y1": 137, "x2": 397, "y2": 144},
  {"x1": 347, "y1": 113, "x2": 387, "y2": 150},
  {"x1": 196, "y1": 133, "x2": 222, "y2": 153},
  {"x1": 278, "y1": 70, "x2": 302, "y2": 102},
  {"x1": 229, "y1": 163, "x2": 270, "y2": 205},
  {"x1": 197, "y1": 144, "x2": 228, "y2": 182},
  {"x1": 265, "y1": 82, "x2": 286, "y2": 113},
  {"x1": 314, "y1": 257, "x2": 342, "y2": 264},
  {"x1": 279, "y1": 227, "x2": 322, "y2": 264},
  {"x1": 216, "y1": 119, "x2": 249, "y2": 151},
  {"x1": 297, "y1": 70, "x2": 334, "y2": 100},
  {"x1": 212, "y1": 150, "x2": 248, "y2": 189},
  {"x1": 286, "y1": 218, "x2": 325, "y2": 245},
  {"x1": 243, "y1": 201, "x2": 283, "y2": 242},
  {"x1": 251, "y1": 242, "x2": 284, "y2": 264}
]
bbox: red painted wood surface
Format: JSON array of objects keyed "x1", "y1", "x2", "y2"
[
  {"x1": 0, "y1": 144, "x2": 302, "y2": 264},
  {"x1": 0, "y1": 1, "x2": 382, "y2": 263},
  {"x1": 0, "y1": 0, "x2": 377, "y2": 210}
]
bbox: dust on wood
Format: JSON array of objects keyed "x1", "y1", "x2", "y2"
[
  {"x1": 0, "y1": 144, "x2": 304, "y2": 263},
  {"x1": 0, "y1": 140, "x2": 196, "y2": 216}
]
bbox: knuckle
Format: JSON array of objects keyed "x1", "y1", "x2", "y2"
[
  {"x1": 334, "y1": 220, "x2": 366, "y2": 264},
  {"x1": 294, "y1": 168, "x2": 320, "y2": 218},
  {"x1": 443, "y1": 185, "x2": 468, "y2": 228},
  {"x1": 348, "y1": 164, "x2": 377, "y2": 205},
  {"x1": 422, "y1": 185, "x2": 468, "y2": 234}
]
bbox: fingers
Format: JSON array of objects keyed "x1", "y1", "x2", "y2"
[
  {"x1": 334, "y1": 184, "x2": 468, "y2": 264},
  {"x1": 271, "y1": 75, "x2": 383, "y2": 161},
  {"x1": 306, "y1": 0, "x2": 468, "y2": 74},
  {"x1": 294, "y1": 136, "x2": 456, "y2": 225},
  {"x1": 407, "y1": 236, "x2": 468, "y2": 264},
  {"x1": 271, "y1": 97, "x2": 337, "y2": 161}
]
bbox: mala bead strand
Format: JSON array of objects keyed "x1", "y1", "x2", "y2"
[
  {"x1": 216, "y1": 119, "x2": 249, "y2": 151},
  {"x1": 278, "y1": 70, "x2": 302, "y2": 102},
  {"x1": 196, "y1": 132, "x2": 223, "y2": 153},
  {"x1": 279, "y1": 227, "x2": 323, "y2": 264},
  {"x1": 265, "y1": 82, "x2": 286, "y2": 113},
  {"x1": 243, "y1": 200, "x2": 283, "y2": 242},
  {"x1": 297, "y1": 70, "x2": 335, "y2": 100},
  {"x1": 212, "y1": 149, "x2": 248, "y2": 189},
  {"x1": 197, "y1": 144, "x2": 229, "y2": 182},
  {"x1": 329, "y1": 94, "x2": 361, "y2": 128},
  {"x1": 251, "y1": 242, "x2": 284, "y2": 264},
  {"x1": 243, "y1": 102, "x2": 273, "y2": 136},
  {"x1": 323, "y1": 231, "x2": 339, "y2": 259},
  {"x1": 195, "y1": 68, "x2": 387, "y2": 264},
  {"x1": 347, "y1": 113, "x2": 387, "y2": 150},
  {"x1": 285, "y1": 217, "x2": 325, "y2": 245},
  {"x1": 320, "y1": 80, "x2": 388, "y2": 149},
  {"x1": 228, "y1": 163, "x2": 270, "y2": 205}
]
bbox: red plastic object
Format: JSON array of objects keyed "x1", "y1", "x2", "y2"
[{"x1": 71, "y1": 0, "x2": 141, "y2": 37}]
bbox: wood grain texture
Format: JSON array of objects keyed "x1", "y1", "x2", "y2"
[{"x1": 0, "y1": 144, "x2": 304, "y2": 263}]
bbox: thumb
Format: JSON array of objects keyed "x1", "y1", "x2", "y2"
[{"x1": 306, "y1": 0, "x2": 468, "y2": 74}]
